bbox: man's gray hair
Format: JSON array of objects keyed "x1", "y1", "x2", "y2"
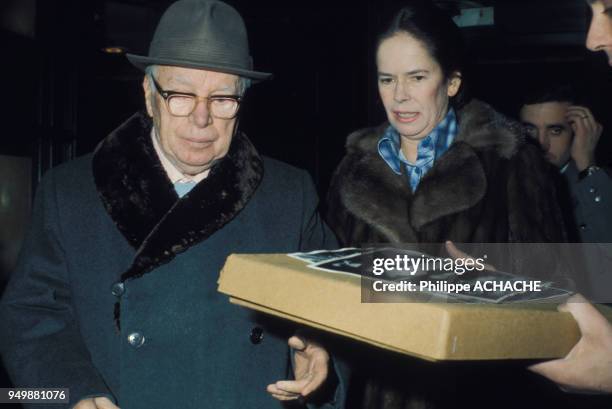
[
  {"x1": 145, "y1": 64, "x2": 158, "y2": 78},
  {"x1": 145, "y1": 64, "x2": 251, "y2": 95}
]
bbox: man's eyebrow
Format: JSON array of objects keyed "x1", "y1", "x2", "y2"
[
  {"x1": 212, "y1": 84, "x2": 238, "y2": 93},
  {"x1": 546, "y1": 123, "x2": 569, "y2": 129},
  {"x1": 163, "y1": 76, "x2": 238, "y2": 93}
]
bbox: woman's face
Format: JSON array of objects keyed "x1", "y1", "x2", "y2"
[{"x1": 377, "y1": 33, "x2": 461, "y2": 142}]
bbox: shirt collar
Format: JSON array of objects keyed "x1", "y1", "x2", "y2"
[
  {"x1": 377, "y1": 108, "x2": 458, "y2": 175},
  {"x1": 377, "y1": 127, "x2": 403, "y2": 174},
  {"x1": 151, "y1": 128, "x2": 209, "y2": 184},
  {"x1": 559, "y1": 161, "x2": 570, "y2": 174}
]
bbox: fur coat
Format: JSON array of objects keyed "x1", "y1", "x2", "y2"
[
  {"x1": 327, "y1": 99, "x2": 565, "y2": 246},
  {"x1": 326, "y1": 100, "x2": 571, "y2": 409}
]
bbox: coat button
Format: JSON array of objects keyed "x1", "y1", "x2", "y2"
[
  {"x1": 127, "y1": 332, "x2": 145, "y2": 348},
  {"x1": 250, "y1": 327, "x2": 264, "y2": 344},
  {"x1": 111, "y1": 282, "x2": 125, "y2": 297},
  {"x1": 589, "y1": 187, "x2": 597, "y2": 194},
  {"x1": 580, "y1": 224, "x2": 587, "y2": 230},
  {"x1": 595, "y1": 195, "x2": 602, "y2": 203}
]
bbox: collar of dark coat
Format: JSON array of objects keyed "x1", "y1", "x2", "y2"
[
  {"x1": 92, "y1": 111, "x2": 264, "y2": 282},
  {"x1": 336, "y1": 100, "x2": 523, "y2": 238}
]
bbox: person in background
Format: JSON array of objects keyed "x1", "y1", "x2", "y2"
[
  {"x1": 519, "y1": 83, "x2": 612, "y2": 242},
  {"x1": 0, "y1": 1, "x2": 345, "y2": 408},
  {"x1": 529, "y1": 0, "x2": 612, "y2": 395},
  {"x1": 586, "y1": 0, "x2": 612, "y2": 65}
]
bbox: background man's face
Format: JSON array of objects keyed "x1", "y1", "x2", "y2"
[
  {"x1": 144, "y1": 65, "x2": 239, "y2": 176},
  {"x1": 587, "y1": 0, "x2": 612, "y2": 65},
  {"x1": 520, "y1": 101, "x2": 573, "y2": 167}
]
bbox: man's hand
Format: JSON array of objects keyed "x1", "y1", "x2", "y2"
[
  {"x1": 566, "y1": 106, "x2": 603, "y2": 171},
  {"x1": 267, "y1": 335, "x2": 330, "y2": 401},
  {"x1": 74, "y1": 397, "x2": 119, "y2": 409},
  {"x1": 529, "y1": 294, "x2": 612, "y2": 393}
]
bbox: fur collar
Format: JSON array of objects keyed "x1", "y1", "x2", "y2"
[
  {"x1": 334, "y1": 100, "x2": 523, "y2": 240},
  {"x1": 92, "y1": 112, "x2": 264, "y2": 283},
  {"x1": 345, "y1": 100, "x2": 522, "y2": 158}
]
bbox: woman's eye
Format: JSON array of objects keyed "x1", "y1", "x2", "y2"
[{"x1": 413, "y1": 76, "x2": 426, "y2": 82}]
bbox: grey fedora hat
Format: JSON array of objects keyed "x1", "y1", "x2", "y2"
[{"x1": 126, "y1": 0, "x2": 271, "y2": 80}]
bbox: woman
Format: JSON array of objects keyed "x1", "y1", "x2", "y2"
[
  {"x1": 327, "y1": 3, "x2": 563, "y2": 247},
  {"x1": 326, "y1": 2, "x2": 567, "y2": 409}
]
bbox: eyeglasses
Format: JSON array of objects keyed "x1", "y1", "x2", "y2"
[{"x1": 150, "y1": 76, "x2": 242, "y2": 119}]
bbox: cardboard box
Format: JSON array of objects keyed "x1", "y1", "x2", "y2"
[{"x1": 217, "y1": 253, "x2": 610, "y2": 361}]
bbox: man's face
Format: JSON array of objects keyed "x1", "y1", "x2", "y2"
[
  {"x1": 587, "y1": 0, "x2": 612, "y2": 65},
  {"x1": 520, "y1": 102, "x2": 573, "y2": 167},
  {"x1": 143, "y1": 65, "x2": 240, "y2": 176}
]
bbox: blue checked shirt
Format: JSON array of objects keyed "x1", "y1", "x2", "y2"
[{"x1": 378, "y1": 109, "x2": 458, "y2": 191}]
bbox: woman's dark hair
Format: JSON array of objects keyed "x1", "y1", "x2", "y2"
[{"x1": 377, "y1": 0, "x2": 469, "y2": 107}]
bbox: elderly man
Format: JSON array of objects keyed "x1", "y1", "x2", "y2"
[
  {"x1": 519, "y1": 84, "x2": 611, "y2": 242},
  {"x1": 529, "y1": 0, "x2": 612, "y2": 395},
  {"x1": 0, "y1": 1, "x2": 344, "y2": 408}
]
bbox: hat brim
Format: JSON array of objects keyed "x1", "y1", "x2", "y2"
[{"x1": 126, "y1": 53, "x2": 272, "y2": 81}]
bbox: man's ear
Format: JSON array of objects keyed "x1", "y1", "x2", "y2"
[
  {"x1": 447, "y1": 71, "x2": 462, "y2": 97},
  {"x1": 143, "y1": 76, "x2": 154, "y2": 117}
]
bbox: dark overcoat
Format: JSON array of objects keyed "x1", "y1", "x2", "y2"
[
  {"x1": 559, "y1": 161, "x2": 612, "y2": 243},
  {"x1": 0, "y1": 113, "x2": 343, "y2": 409}
]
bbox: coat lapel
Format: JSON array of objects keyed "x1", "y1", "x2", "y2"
[
  {"x1": 338, "y1": 138, "x2": 487, "y2": 238},
  {"x1": 409, "y1": 99, "x2": 520, "y2": 230},
  {"x1": 92, "y1": 112, "x2": 264, "y2": 282},
  {"x1": 410, "y1": 141, "x2": 486, "y2": 230},
  {"x1": 92, "y1": 113, "x2": 176, "y2": 249},
  {"x1": 337, "y1": 143, "x2": 418, "y2": 243}
]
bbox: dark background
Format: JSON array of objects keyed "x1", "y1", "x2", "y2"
[
  {"x1": 2, "y1": 0, "x2": 610, "y2": 192},
  {"x1": 1, "y1": 0, "x2": 611, "y2": 399}
]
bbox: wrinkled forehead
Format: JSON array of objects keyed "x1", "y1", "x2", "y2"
[{"x1": 157, "y1": 65, "x2": 240, "y2": 90}]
